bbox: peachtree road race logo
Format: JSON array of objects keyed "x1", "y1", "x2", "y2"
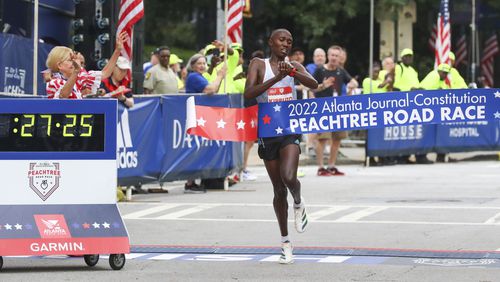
[
  {"x1": 117, "y1": 109, "x2": 138, "y2": 169},
  {"x1": 28, "y1": 162, "x2": 61, "y2": 201},
  {"x1": 33, "y1": 214, "x2": 71, "y2": 238}
]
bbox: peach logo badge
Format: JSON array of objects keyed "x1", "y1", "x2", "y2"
[{"x1": 28, "y1": 162, "x2": 61, "y2": 201}]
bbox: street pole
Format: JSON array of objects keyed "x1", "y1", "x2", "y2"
[
  {"x1": 223, "y1": 0, "x2": 228, "y2": 94},
  {"x1": 369, "y1": 0, "x2": 374, "y2": 94},
  {"x1": 33, "y1": 0, "x2": 39, "y2": 96},
  {"x1": 470, "y1": 0, "x2": 476, "y2": 84}
]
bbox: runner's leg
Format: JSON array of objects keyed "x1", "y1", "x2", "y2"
[
  {"x1": 264, "y1": 159, "x2": 288, "y2": 236},
  {"x1": 279, "y1": 144, "x2": 301, "y2": 205}
]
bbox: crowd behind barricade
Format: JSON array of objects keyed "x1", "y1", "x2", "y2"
[{"x1": 42, "y1": 32, "x2": 486, "y2": 193}]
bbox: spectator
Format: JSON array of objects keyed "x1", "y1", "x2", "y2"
[
  {"x1": 393, "y1": 48, "x2": 419, "y2": 91},
  {"x1": 184, "y1": 53, "x2": 227, "y2": 193},
  {"x1": 143, "y1": 46, "x2": 178, "y2": 94},
  {"x1": 45, "y1": 32, "x2": 126, "y2": 99},
  {"x1": 98, "y1": 56, "x2": 134, "y2": 108},
  {"x1": 378, "y1": 56, "x2": 395, "y2": 91},
  {"x1": 290, "y1": 47, "x2": 305, "y2": 65},
  {"x1": 448, "y1": 52, "x2": 468, "y2": 89},
  {"x1": 143, "y1": 51, "x2": 159, "y2": 75},
  {"x1": 311, "y1": 45, "x2": 358, "y2": 176},
  {"x1": 169, "y1": 53, "x2": 185, "y2": 91},
  {"x1": 305, "y1": 48, "x2": 326, "y2": 75}
]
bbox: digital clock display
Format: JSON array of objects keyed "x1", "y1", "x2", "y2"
[{"x1": 0, "y1": 114, "x2": 105, "y2": 152}]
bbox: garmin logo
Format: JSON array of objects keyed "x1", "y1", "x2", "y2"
[
  {"x1": 117, "y1": 109, "x2": 138, "y2": 169},
  {"x1": 30, "y1": 242, "x2": 84, "y2": 252}
]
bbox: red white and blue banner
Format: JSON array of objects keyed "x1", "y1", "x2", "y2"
[{"x1": 257, "y1": 89, "x2": 500, "y2": 138}]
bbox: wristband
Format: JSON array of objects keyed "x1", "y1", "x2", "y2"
[{"x1": 289, "y1": 68, "x2": 297, "y2": 77}]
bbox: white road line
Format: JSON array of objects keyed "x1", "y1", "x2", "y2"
[
  {"x1": 308, "y1": 206, "x2": 351, "y2": 221},
  {"x1": 484, "y1": 211, "x2": 500, "y2": 224},
  {"x1": 149, "y1": 254, "x2": 185, "y2": 260},
  {"x1": 155, "y1": 204, "x2": 216, "y2": 219},
  {"x1": 122, "y1": 204, "x2": 181, "y2": 219},
  {"x1": 124, "y1": 217, "x2": 500, "y2": 226},
  {"x1": 120, "y1": 202, "x2": 500, "y2": 210},
  {"x1": 335, "y1": 207, "x2": 387, "y2": 222}
]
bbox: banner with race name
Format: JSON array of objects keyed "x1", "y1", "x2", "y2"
[
  {"x1": 160, "y1": 95, "x2": 243, "y2": 182},
  {"x1": 258, "y1": 89, "x2": 500, "y2": 137},
  {"x1": 435, "y1": 121, "x2": 500, "y2": 153}
]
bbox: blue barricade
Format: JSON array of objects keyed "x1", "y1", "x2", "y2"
[{"x1": 367, "y1": 122, "x2": 500, "y2": 156}]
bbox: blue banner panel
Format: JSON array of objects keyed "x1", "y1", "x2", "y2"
[
  {"x1": 0, "y1": 34, "x2": 53, "y2": 96},
  {"x1": 117, "y1": 97, "x2": 164, "y2": 186},
  {"x1": 258, "y1": 89, "x2": 500, "y2": 137},
  {"x1": 160, "y1": 95, "x2": 243, "y2": 182},
  {"x1": 435, "y1": 121, "x2": 500, "y2": 153},
  {"x1": 366, "y1": 125, "x2": 436, "y2": 157}
]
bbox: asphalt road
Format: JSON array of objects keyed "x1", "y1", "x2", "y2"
[{"x1": 2, "y1": 159, "x2": 500, "y2": 281}]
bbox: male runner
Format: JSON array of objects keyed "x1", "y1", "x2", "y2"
[{"x1": 244, "y1": 29, "x2": 318, "y2": 264}]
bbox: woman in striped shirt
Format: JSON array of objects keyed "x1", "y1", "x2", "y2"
[{"x1": 45, "y1": 32, "x2": 127, "y2": 99}]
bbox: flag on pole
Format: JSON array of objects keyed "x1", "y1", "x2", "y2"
[
  {"x1": 227, "y1": 0, "x2": 244, "y2": 43},
  {"x1": 428, "y1": 23, "x2": 437, "y2": 52},
  {"x1": 455, "y1": 33, "x2": 467, "y2": 66},
  {"x1": 434, "y1": 0, "x2": 451, "y2": 69},
  {"x1": 186, "y1": 97, "x2": 258, "y2": 142},
  {"x1": 481, "y1": 33, "x2": 499, "y2": 87},
  {"x1": 116, "y1": 0, "x2": 144, "y2": 81}
]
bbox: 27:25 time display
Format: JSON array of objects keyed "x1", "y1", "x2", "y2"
[{"x1": 12, "y1": 114, "x2": 94, "y2": 137}]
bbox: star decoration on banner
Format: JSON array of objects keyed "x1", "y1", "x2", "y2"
[
  {"x1": 72, "y1": 223, "x2": 80, "y2": 229},
  {"x1": 494, "y1": 111, "x2": 500, "y2": 119},
  {"x1": 250, "y1": 119, "x2": 256, "y2": 128},
  {"x1": 262, "y1": 114, "x2": 271, "y2": 124},
  {"x1": 236, "y1": 120, "x2": 246, "y2": 130},
  {"x1": 273, "y1": 104, "x2": 281, "y2": 112},
  {"x1": 275, "y1": 126, "x2": 283, "y2": 134},
  {"x1": 92, "y1": 222, "x2": 100, "y2": 229},
  {"x1": 82, "y1": 223, "x2": 90, "y2": 229},
  {"x1": 25, "y1": 224, "x2": 33, "y2": 230},
  {"x1": 4, "y1": 223, "x2": 12, "y2": 230},
  {"x1": 112, "y1": 222, "x2": 121, "y2": 228},
  {"x1": 102, "y1": 222, "x2": 111, "y2": 229},
  {"x1": 494, "y1": 91, "x2": 500, "y2": 98},
  {"x1": 197, "y1": 117, "x2": 206, "y2": 127},
  {"x1": 216, "y1": 118, "x2": 226, "y2": 128},
  {"x1": 14, "y1": 223, "x2": 22, "y2": 230}
]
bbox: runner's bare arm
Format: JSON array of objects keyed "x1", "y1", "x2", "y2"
[{"x1": 244, "y1": 58, "x2": 286, "y2": 100}]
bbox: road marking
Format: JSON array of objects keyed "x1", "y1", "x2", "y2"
[
  {"x1": 122, "y1": 204, "x2": 181, "y2": 219},
  {"x1": 335, "y1": 207, "x2": 387, "y2": 222},
  {"x1": 484, "y1": 211, "x2": 500, "y2": 224},
  {"x1": 155, "y1": 204, "x2": 216, "y2": 219},
  {"x1": 149, "y1": 254, "x2": 185, "y2": 260},
  {"x1": 308, "y1": 206, "x2": 351, "y2": 220}
]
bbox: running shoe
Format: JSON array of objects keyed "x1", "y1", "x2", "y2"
[
  {"x1": 327, "y1": 166, "x2": 345, "y2": 176},
  {"x1": 317, "y1": 167, "x2": 332, "y2": 176},
  {"x1": 184, "y1": 183, "x2": 206, "y2": 194},
  {"x1": 242, "y1": 170, "x2": 257, "y2": 181},
  {"x1": 279, "y1": 241, "x2": 294, "y2": 264},
  {"x1": 294, "y1": 197, "x2": 308, "y2": 233}
]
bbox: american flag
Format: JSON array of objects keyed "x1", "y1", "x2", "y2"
[
  {"x1": 116, "y1": 0, "x2": 144, "y2": 71},
  {"x1": 434, "y1": 0, "x2": 451, "y2": 69},
  {"x1": 454, "y1": 33, "x2": 467, "y2": 66},
  {"x1": 481, "y1": 33, "x2": 499, "y2": 87},
  {"x1": 428, "y1": 23, "x2": 437, "y2": 51},
  {"x1": 227, "y1": 0, "x2": 244, "y2": 43}
]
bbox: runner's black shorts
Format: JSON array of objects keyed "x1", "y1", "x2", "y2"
[{"x1": 257, "y1": 134, "x2": 302, "y2": 161}]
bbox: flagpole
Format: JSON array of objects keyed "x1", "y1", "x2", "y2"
[
  {"x1": 369, "y1": 0, "x2": 374, "y2": 94},
  {"x1": 223, "y1": 0, "x2": 228, "y2": 94},
  {"x1": 33, "y1": 0, "x2": 39, "y2": 96}
]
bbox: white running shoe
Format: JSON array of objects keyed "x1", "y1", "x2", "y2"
[
  {"x1": 294, "y1": 197, "x2": 308, "y2": 233},
  {"x1": 242, "y1": 170, "x2": 257, "y2": 181},
  {"x1": 279, "y1": 241, "x2": 294, "y2": 264}
]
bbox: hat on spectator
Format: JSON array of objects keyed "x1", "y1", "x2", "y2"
[
  {"x1": 116, "y1": 56, "x2": 131, "y2": 70},
  {"x1": 204, "y1": 44, "x2": 217, "y2": 55},
  {"x1": 437, "y1": 63, "x2": 451, "y2": 73},
  {"x1": 448, "y1": 52, "x2": 455, "y2": 61},
  {"x1": 400, "y1": 48, "x2": 413, "y2": 57},
  {"x1": 169, "y1": 54, "x2": 183, "y2": 65}
]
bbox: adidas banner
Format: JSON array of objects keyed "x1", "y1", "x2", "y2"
[{"x1": 258, "y1": 89, "x2": 500, "y2": 137}]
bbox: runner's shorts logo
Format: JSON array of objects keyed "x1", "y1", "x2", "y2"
[
  {"x1": 33, "y1": 214, "x2": 71, "y2": 238},
  {"x1": 28, "y1": 162, "x2": 61, "y2": 201}
]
